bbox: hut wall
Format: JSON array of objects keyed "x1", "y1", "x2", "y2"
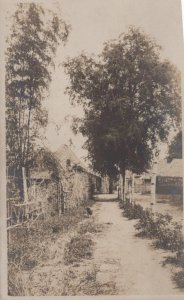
[
  {"x1": 28, "y1": 179, "x2": 59, "y2": 216},
  {"x1": 63, "y1": 170, "x2": 92, "y2": 210}
]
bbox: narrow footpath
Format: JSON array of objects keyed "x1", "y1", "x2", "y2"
[
  {"x1": 92, "y1": 200, "x2": 184, "y2": 295},
  {"x1": 24, "y1": 197, "x2": 184, "y2": 296}
]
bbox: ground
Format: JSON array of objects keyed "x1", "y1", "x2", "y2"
[
  {"x1": 21, "y1": 194, "x2": 184, "y2": 296},
  {"x1": 93, "y1": 200, "x2": 183, "y2": 295}
]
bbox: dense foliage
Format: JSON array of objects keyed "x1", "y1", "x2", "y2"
[
  {"x1": 6, "y1": 3, "x2": 70, "y2": 175},
  {"x1": 120, "y1": 199, "x2": 184, "y2": 252},
  {"x1": 64, "y1": 27, "x2": 181, "y2": 197}
]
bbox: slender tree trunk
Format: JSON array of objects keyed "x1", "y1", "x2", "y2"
[
  {"x1": 59, "y1": 181, "x2": 65, "y2": 214},
  {"x1": 16, "y1": 167, "x2": 24, "y2": 202},
  {"x1": 109, "y1": 176, "x2": 113, "y2": 194},
  {"x1": 26, "y1": 106, "x2": 32, "y2": 165},
  {"x1": 118, "y1": 172, "x2": 121, "y2": 200},
  {"x1": 121, "y1": 168, "x2": 126, "y2": 202}
]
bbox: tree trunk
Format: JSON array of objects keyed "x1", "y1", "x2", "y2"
[
  {"x1": 109, "y1": 177, "x2": 113, "y2": 194},
  {"x1": 60, "y1": 182, "x2": 65, "y2": 214},
  {"x1": 15, "y1": 167, "x2": 24, "y2": 202},
  {"x1": 122, "y1": 168, "x2": 126, "y2": 202},
  {"x1": 118, "y1": 173, "x2": 121, "y2": 200},
  {"x1": 57, "y1": 181, "x2": 64, "y2": 215}
]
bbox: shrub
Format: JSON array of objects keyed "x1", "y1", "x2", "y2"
[
  {"x1": 120, "y1": 199, "x2": 144, "y2": 220},
  {"x1": 140, "y1": 212, "x2": 173, "y2": 240},
  {"x1": 135, "y1": 209, "x2": 183, "y2": 252},
  {"x1": 153, "y1": 221, "x2": 184, "y2": 252},
  {"x1": 173, "y1": 271, "x2": 184, "y2": 288},
  {"x1": 176, "y1": 250, "x2": 184, "y2": 267},
  {"x1": 78, "y1": 221, "x2": 102, "y2": 235},
  {"x1": 8, "y1": 202, "x2": 95, "y2": 296},
  {"x1": 64, "y1": 234, "x2": 94, "y2": 265},
  {"x1": 8, "y1": 263, "x2": 26, "y2": 296},
  {"x1": 135, "y1": 209, "x2": 156, "y2": 238},
  {"x1": 120, "y1": 198, "x2": 184, "y2": 253},
  {"x1": 163, "y1": 250, "x2": 184, "y2": 268}
]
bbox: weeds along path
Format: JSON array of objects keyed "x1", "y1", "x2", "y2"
[
  {"x1": 92, "y1": 201, "x2": 184, "y2": 295},
  {"x1": 18, "y1": 201, "x2": 184, "y2": 296},
  {"x1": 20, "y1": 206, "x2": 114, "y2": 296}
]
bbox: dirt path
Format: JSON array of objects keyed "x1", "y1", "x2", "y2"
[
  {"x1": 23, "y1": 199, "x2": 184, "y2": 296},
  {"x1": 92, "y1": 200, "x2": 184, "y2": 295}
]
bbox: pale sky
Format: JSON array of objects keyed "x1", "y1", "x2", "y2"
[{"x1": 3, "y1": 0, "x2": 184, "y2": 163}]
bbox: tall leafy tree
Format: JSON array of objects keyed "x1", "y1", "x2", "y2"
[
  {"x1": 6, "y1": 3, "x2": 70, "y2": 176},
  {"x1": 64, "y1": 27, "x2": 181, "y2": 199}
]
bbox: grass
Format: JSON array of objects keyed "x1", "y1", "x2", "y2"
[
  {"x1": 21, "y1": 218, "x2": 115, "y2": 296},
  {"x1": 60, "y1": 264, "x2": 116, "y2": 295},
  {"x1": 78, "y1": 220, "x2": 103, "y2": 235},
  {"x1": 63, "y1": 216, "x2": 104, "y2": 266},
  {"x1": 76, "y1": 265, "x2": 116, "y2": 295},
  {"x1": 8, "y1": 263, "x2": 27, "y2": 296},
  {"x1": 63, "y1": 234, "x2": 94, "y2": 265},
  {"x1": 8, "y1": 201, "x2": 95, "y2": 296},
  {"x1": 120, "y1": 199, "x2": 184, "y2": 252},
  {"x1": 62, "y1": 219, "x2": 116, "y2": 294},
  {"x1": 119, "y1": 198, "x2": 184, "y2": 289},
  {"x1": 173, "y1": 271, "x2": 184, "y2": 289},
  {"x1": 12, "y1": 213, "x2": 112, "y2": 296},
  {"x1": 163, "y1": 251, "x2": 184, "y2": 268}
]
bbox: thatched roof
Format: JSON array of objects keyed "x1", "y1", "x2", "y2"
[
  {"x1": 30, "y1": 147, "x2": 64, "y2": 181},
  {"x1": 54, "y1": 144, "x2": 83, "y2": 169},
  {"x1": 30, "y1": 145, "x2": 101, "y2": 180}
]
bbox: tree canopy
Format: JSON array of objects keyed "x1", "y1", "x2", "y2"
[
  {"x1": 6, "y1": 3, "x2": 70, "y2": 174},
  {"x1": 64, "y1": 27, "x2": 181, "y2": 181}
]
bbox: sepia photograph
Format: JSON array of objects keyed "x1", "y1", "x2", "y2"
[{"x1": 1, "y1": 0, "x2": 184, "y2": 298}]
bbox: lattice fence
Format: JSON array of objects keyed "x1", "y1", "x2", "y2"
[{"x1": 6, "y1": 170, "x2": 65, "y2": 244}]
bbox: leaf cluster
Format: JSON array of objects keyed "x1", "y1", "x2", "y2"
[
  {"x1": 6, "y1": 3, "x2": 70, "y2": 171},
  {"x1": 64, "y1": 27, "x2": 181, "y2": 175}
]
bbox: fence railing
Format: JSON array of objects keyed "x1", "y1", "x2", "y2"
[{"x1": 6, "y1": 169, "x2": 66, "y2": 244}]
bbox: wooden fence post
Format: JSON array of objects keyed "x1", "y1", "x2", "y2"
[
  {"x1": 132, "y1": 173, "x2": 135, "y2": 204},
  {"x1": 22, "y1": 167, "x2": 28, "y2": 203}
]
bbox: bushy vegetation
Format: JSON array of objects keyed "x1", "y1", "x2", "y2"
[
  {"x1": 78, "y1": 221, "x2": 102, "y2": 235},
  {"x1": 120, "y1": 198, "x2": 184, "y2": 288},
  {"x1": 119, "y1": 200, "x2": 144, "y2": 220},
  {"x1": 120, "y1": 199, "x2": 184, "y2": 252},
  {"x1": 62, "y1": 220, "x2": 116, "y2": 294},
  {"x1": 64, "y1": 234, "x2": 94, "y2": 265},
  {"x1": 8, "y1": 203, "x2": 94, "y2": 296},
  {"x1": 60, "y1": 264, "x2": 116, "y2": 296},
  {"x1": 173, "y1": 270, "x2": 184, "y2": 288},
  {"x1": 63, "y1": 218, "x2": 104, "y2": 265}
]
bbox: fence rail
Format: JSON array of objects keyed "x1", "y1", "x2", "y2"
[{"x1": 6, "y1": 168, "x2": 66, "y2": 240}]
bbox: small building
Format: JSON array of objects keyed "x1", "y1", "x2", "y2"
[
  {"x1": 54, "y1": 145, "x2": 101, "y2": 207},
  {"x1": 123, "y1": 171, "x2": 151, "y2": 197},
  {"x1": 133, "y1": 174, "x2": 151, "y2": 194},
  {"x1": 154, "y1": 158, "x2": 183, "y2": 200},
  {"x1": 29, "y1": 145, "x2": 102, "y2": 214},
  {"x1": 29, "y1": 148, "x2": 64, "y2": 216},
  {"x1": 7, "y1": 146, "x2": 104, "y2": 226}
]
